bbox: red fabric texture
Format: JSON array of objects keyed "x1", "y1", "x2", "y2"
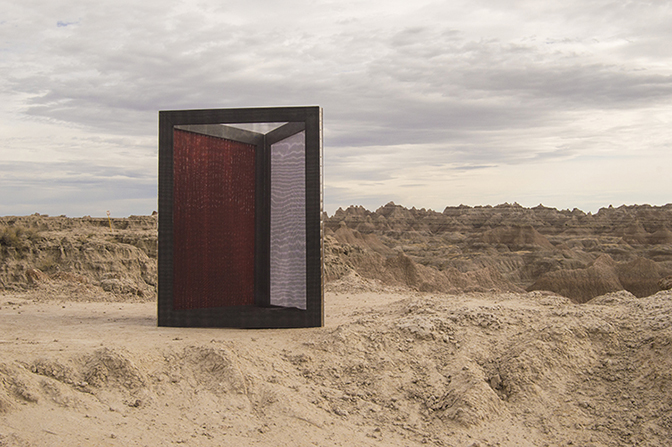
[{"x1": 172, "y1": 129, "x2": 256, "y2": 309}]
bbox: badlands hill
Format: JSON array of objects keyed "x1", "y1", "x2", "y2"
[
  {"x1": 325, "y1": 202, "x2": 672, "y2": 302},
  {"x1": 2, "y1": 202, "x2": 671, "y2": 302},
  {"x1": 0, "y1": 214, "x2": 157, "y2": 301},
  {"x1": 1, "y1": 205, "x2": 672, "y2": 446}
]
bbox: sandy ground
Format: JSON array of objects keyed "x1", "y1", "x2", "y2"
[{"x1": 1, "y1": 285, "x2": 671, "y2": 447}]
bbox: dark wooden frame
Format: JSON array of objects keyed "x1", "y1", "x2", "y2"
[{"x1": 158, "y1": 106, "x2": 323, "y2": 328}]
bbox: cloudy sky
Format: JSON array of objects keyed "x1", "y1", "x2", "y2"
[{"x1": 1, "y1": 0, "x2": 671, "y2": 217}]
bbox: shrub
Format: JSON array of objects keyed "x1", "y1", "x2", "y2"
[{"x1": 0, "y1": 225, "x2": 40, "y2": 251}]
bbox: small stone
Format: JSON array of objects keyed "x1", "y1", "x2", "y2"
[
  {"x1": 490, "y1": 374, "x2": 502, "y2": 389},
  {"x1": 333, "y1": 407, "x2": 348, "y2": 417}
]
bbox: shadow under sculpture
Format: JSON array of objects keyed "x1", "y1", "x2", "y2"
[{"x1": 158, "y1": 106, "x2": 323, "y2": 328}]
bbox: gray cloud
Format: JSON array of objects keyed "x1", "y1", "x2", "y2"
[
  {"x1": 1, "y1": 0, "x2": 671, "y2": 215},
  {"x1": 0, "y1": 160, "x2": 156, "y2": 216}
]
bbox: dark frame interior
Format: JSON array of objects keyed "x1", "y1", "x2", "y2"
[{"x1": 158, "y1": 106, "x2": 323, "y2": 328}]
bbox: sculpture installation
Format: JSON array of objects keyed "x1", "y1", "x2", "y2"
[{"x1": 158, "y1": 106, "x2": 323, "y2": 328}]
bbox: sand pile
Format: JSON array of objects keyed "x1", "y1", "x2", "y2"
[{"x1": 1, "y1": 287, "x2": 671, "y2": 446}]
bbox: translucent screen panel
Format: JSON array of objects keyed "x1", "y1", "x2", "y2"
[
  {"x1": 270, "y1": 131, "x2": 306, "y2": 309},
  {"x1": 172, "y1": 129, "x2": 256, "y2": 309},
  {"x1": 227, "y1": 122, "x2": 287, "y2": 133}
]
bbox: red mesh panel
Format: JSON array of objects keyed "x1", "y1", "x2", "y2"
[{"x1": 172, "y1": 129, "x2": 256, "y2": 309}]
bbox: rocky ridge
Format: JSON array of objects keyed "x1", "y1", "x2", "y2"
[
  {"x1": 0, "y1": 214, "x2": 157, "y2": 301},
  {"x1": 325, "y1": 202, "x2": 672, "y2": 302},
  {"x1": 2, "y1": 202, "x2": 672, "y2": 303}
]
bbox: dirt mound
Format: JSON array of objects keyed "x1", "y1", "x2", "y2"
[
  {"x1": 615, "y1": 257, "x2": 665, "y2": 298},
  {"x1": 528, "y1": 254, "x2": 670, "y2": 302},
  {"x1": 179, "y1": 346, "x2": 247, "y2": 395},
  {"x1": 2, "y1": 290, "x2": 672, "y2": 446},
  {"x1": 83, "y1": 348, "x2": 146, "y2": 390},
  {"x1": 527, "y1": 254, "x2": 623, "y2": 303}
]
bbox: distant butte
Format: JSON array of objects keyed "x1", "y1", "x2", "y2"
[
  {"x1": 1, "y1": 203, "x2": 672, "y2": 303},
  {"x1": 324, "y1": 203, "x2": 672, "y2": 302}
]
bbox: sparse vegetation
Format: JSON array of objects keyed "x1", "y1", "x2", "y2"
[{"x1": 0, "y1": 225, "x2": 40, "y2": 252}]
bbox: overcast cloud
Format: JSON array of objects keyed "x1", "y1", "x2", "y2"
[{"x1": 1, "y1": 0, "x2": 671, "y2": 216}]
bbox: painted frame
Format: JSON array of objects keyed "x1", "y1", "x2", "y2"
[{"x1": 158, "y1": 106, "x2": 323, "y2": 328}]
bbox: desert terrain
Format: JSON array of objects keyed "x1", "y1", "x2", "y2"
[{"x1": 1, "y1": 204, "x2": 671, "y2": 446}]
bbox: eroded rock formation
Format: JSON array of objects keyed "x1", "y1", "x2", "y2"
[
  {"x1": 2, "y1": 202, "x2": 671, "y2": 302},
  {"x1": 326, "y1": 202, "x2": 672, "y2": 301}
]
